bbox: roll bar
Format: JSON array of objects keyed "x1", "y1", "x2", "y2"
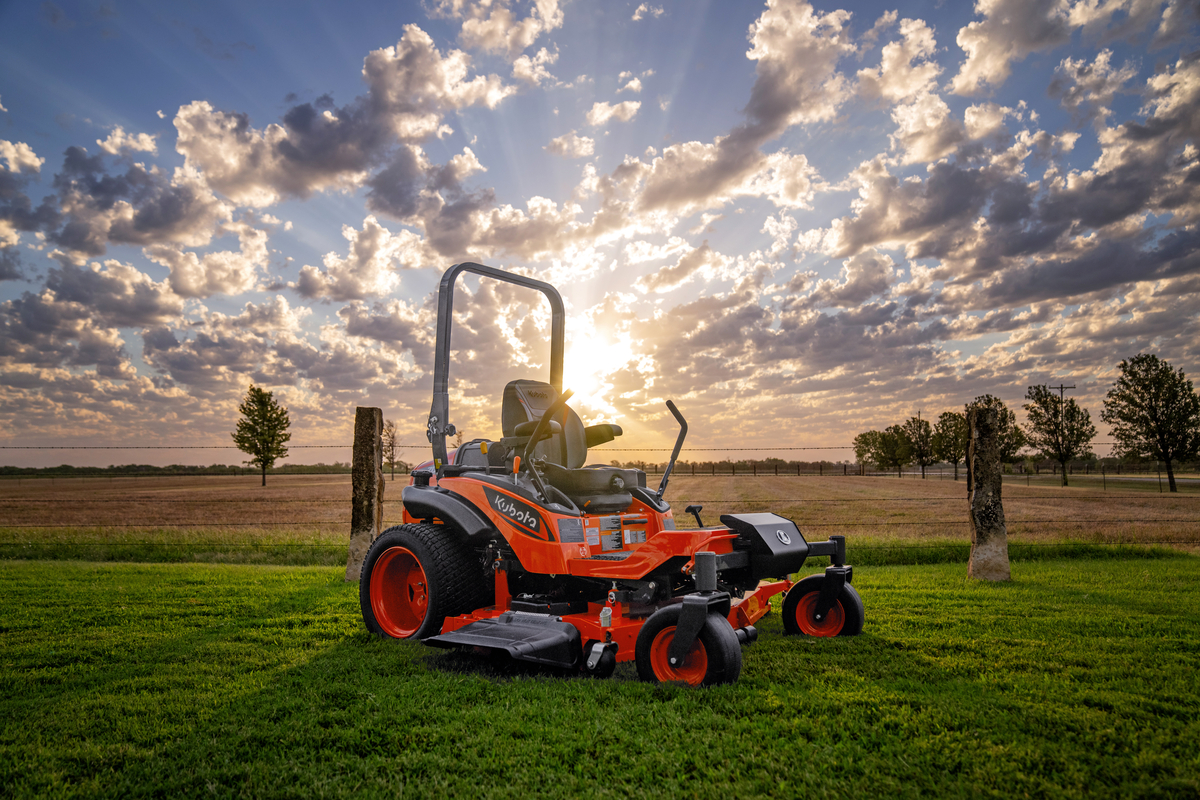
[{"x1": 427, "y1": 262, "x2": 565, "y2": 468}]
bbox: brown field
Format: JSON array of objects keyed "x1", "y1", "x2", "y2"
[{"x1": 1, "y1": 471, "x2": 1197, "y2": 562}]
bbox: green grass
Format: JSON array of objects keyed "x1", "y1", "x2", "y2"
[{"x1": 2, "y1": 559, "x2": 1198, "y2": 798}]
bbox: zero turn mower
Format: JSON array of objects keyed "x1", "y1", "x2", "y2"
[{"x1": 360, "y1": 263, "x2": 863, "y2": 686}]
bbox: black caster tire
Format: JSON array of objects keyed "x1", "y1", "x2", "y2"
[
  {"x1": 635, "y1": 605, "x2": 742, "y2": 686},
  {"x1": 782, "y1": 575, "x2": 864, "y2": 637}
]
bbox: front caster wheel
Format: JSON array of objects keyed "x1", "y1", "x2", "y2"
[
  {"x1": 782, "y1": 575, "x2": 864, "y2": 637},
  {"x1": 635, "y1": 605, "x2": 742, "y2": 686}
]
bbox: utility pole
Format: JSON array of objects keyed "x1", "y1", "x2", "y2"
[{"x1": 1050, "y1": 384, "x2": 1075, "y2": 477}]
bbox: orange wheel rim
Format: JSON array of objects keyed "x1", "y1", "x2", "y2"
[
  {"x1": 649, "y1": 625, "x2": 708, "y2": 686},
  {"x1": 370, "y1": 546, "x2": 429, "y2": 638},
  {"x1": 796, "y1": 592, "x2": 844, "y2": 637}
]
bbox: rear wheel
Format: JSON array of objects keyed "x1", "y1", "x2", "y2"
[
  {"x1": 359, "y1": 523, "x2": 487, "y2": 640},
  {"x1": 635, "y1": 605, "x2": 742, "y2": 686},
  {"x1": 782, "y1": 575, "x2": 864, "y2": 637}
]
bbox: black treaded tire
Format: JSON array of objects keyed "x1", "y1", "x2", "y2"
[
  {"x1": 782, "y1": 574, "x2": 864, "y2": 637},
  {"x1": 634, "y1": 605, "x2": 742, "y2": 686},
  {"x1": 359, "y1": 523, "x2": 487, "y2": 640}
]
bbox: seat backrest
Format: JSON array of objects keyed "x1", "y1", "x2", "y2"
[{"x1": 501, "y1": 380, "x2": 587, "y2": 469}]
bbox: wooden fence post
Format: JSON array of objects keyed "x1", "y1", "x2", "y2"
[
  {"x1": 346, "y1": 406, "x2": 384, "y2": 582},
  {"x1": 967, "y1": 404, "x2": 1011, "y2": 581}
]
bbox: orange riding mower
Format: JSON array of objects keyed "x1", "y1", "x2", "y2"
[{"x1": 359, "y1": 263, "x2": 863, "y2": 686}]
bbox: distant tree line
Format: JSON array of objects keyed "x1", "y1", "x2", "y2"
[
  {"x1": 0, "y1": 462, "x2": 354, "y2": 478},
  {"x1": 851, "y1": 353, "x2": 1200, "y2": 492}
]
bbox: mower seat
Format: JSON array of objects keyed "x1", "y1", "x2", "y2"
[{"x1": 501, "y1": 380, "x2": 639, "y2": 514}]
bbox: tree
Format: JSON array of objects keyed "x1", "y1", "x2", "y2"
[
  {"x1": 381, "y1": 419, "x2": 399, "y2": 482},
  {"x1": 1022, "y1": 385, "x2": 1096, "y2": 487},
  {"x1": 967, "y1": 395, "x2": 1027, "y2": 464},
  {"x1": 902, "y1": 414, "x2": 935, "y2": 478},
  {"x1": 231, "y1": 384, "x2": 291, "y2": 486},
  {"x1": 878, "y1": 426, "x2": 914, "y2": 477},
  {"x1": 1101, "y1": 353, "x2": 1200, "y2": 493},
  {"x1": 854, "y1": 427, "x2": 912, "y2": 477},
  {"x1": 853, "y1": 430, "x2": 882, "y2": 469},
  {"x1": 932, "y1": 411, "x2": 968, "y2": 480}
]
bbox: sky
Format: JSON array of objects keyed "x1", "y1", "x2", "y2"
[{"x1": 1, "y1": 0, "x2": 1198, "y2": 468}]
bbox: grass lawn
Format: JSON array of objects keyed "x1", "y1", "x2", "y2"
[{"x1": 1, "y1": 558, "x2": 1198, "y2": 798}]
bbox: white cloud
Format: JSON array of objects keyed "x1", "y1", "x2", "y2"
[
  {"x1": 0, "y1": 140, "x2": 44, "y2": 173},
  {"x1": 545, "y1": 130, "x2": 595, "y2": 158},
  {"x1": 619, "y1": 77, "x2": 643, "y2": 93},
  {"x1": 437, "y1": 0, "x2": 565, "y2": 60},
  {"x1": 586, "y1": 100, "x2": 641, "y2": 126},
  {"x1": 144, "y1": 220, "x2": 268, "y2": 298},
  {"x1": 890, "y1": 92, "x2": 966, "y2": 164},
  {"x1": 632, "y1": 4, "x2": 664, "y2": 22},
  {"x1": 951, "y1": 0, "x2": 1166, "y2": 96},
  {"x1": 294, "y1": 215, "x2": 413, "y2": 301},
  {"x1": 174, "y1": 25, "x2": 514, "y2": 207},
  {"x1": 97, "y1": 126, "x2": 158, "y2": 155},
  {"x1": 857, "y1": 18, "x2": 940, "y2": 104},
  {"x1": 513, "y1": 46, "x2": 558, "y2": 85},
  {"x1": 1050, "y1": 49, "x2": 1137, "y2": 123}
]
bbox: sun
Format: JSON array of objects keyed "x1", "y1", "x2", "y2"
[{"x1": 562, "y1": 333, "x2": 636, "y2": 421}]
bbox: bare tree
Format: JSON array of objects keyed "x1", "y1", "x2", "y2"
[
  {"x1": 381, "y1": 419, "x2": 399, "y2": 481},
  {"x1": 1102, "y1": 354, "x2": 1200, "y2": 493},
  {"x1": 1023, "y1": 385, "x2": 1096, "y2": 487}
]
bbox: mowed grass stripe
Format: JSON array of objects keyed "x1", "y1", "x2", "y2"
[{"x1": 1, "y1": 558, "x2": 1197, "y2": 798}]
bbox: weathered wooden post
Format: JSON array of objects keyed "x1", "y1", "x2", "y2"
[
  {"x1": 967, "y1": 403, "x2": 1011, "y2": 581},
  {"x1": 346, "y1": 406, "x2": 384, "y2": 582}
]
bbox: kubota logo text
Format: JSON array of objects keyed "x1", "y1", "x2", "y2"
[
  {"x1": 493, "y1": 495, "x2": 538, "y2": 530},
  {"x1": 482, "y1": 487, "x2": 550, "y2": 540}
]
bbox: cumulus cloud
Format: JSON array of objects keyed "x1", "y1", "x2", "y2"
[
  {"x1": 432, "y1": 0, "x2": 564, "y2": 60},
  {"x1": 0, "y1": 258, "x2": 182, "y2": 382},
  {"x1": 890, "y1": 92, "x2": 966, "y2": 164},
  {"x1": 1050, "y1": 49, "x2": 1138, "y2": 124},
  {"x1": 174, "y1": 25, "x2": 513, "y2": 208},
  {"x1": 619, "y1": 77, "x2": 643, "y2": 93},
  {"x1": 586, "y1": 100, "x2": 641, "y2": 126},
  {"x1": 293, "y1": 215, "x2": 410, "y2": 301},
  {"x1": 97, "y1": 126, "x2": 158, "y2": 155},
  {"x1": 951, "y1": 0, "x2": 1169, "y2": 96},
  {"x1": 47, "y1": 148, "x2": 229, "y2": 258},
  {"x1": 636, "y1": 242, "x2": 732, "y2": 293},
  {"x1": 144, "y1": 220, "x2": 268, "y2": 298},
  {"x1": 632, "y1": 4, "x2": 664, "y2": 21},
  {"x1": 1, "y1": 140, "x2": 44, "y2": 173},
  {"x1": 513, "y1": 46, "x2": 558, "y2": 85},
  {"x1": 545, "y1": 130, "x2": 595, "y2": 158},
  {"x1": 857, "y1": 18, "x2": 940, "y2": 104},
  {"x1": 804, "y1": 249, "x2": 897, "y2": 307}
]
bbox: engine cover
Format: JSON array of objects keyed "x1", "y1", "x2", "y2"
[{"x1": 720, "y1": 512, "x2": 810, "y2": 582}]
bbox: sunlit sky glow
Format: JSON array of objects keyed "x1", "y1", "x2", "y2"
[{"x1": 1, "y1": 0, "x2": 1198, "y2": 467}]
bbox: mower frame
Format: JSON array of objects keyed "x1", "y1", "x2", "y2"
[{"x1": 359, "y1": 262, "x2": 864, "y2": 686}]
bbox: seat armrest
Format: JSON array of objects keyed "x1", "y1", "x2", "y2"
[
  {"x1": 513, "y1": 419, "x2": 562, "y2": 437},
  {"x1": 584, "y1": 424, "x2": 623, "y2": 449}
]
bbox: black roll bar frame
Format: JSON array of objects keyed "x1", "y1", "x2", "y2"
[{"x1": 427, "y1": 262, "x2": 565, "y2": 468}]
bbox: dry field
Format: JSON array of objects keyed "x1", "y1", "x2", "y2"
[{"x1": 0, "y1": 471, "x2": 1197, "y2": 563}]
